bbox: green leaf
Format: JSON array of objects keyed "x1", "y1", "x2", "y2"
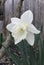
[
  {"x1": 35, "y1": 34, "x2": 40, "y2": 45},
  {"x1": 39, "y1": 37, "x2": 44, "y2": 65},
  {"x1": 0, "y1": 33, "x2": 3, "y2": 48},
  {"x1": 17, "y1": 40, "x2": 30, "y2": 65},
  {"x1": 27, "y1": 45, "x2": 37, "y2": 65},
  {"x1": 17, "y1": 40, "x2": 38, "y2": 65}
]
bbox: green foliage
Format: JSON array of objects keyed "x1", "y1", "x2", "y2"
[
  {"x1": 17, "y1": 40, "x2": 30, "y2": 65},
  {"x1": 38, "y1": 36, "x2": 44, "y2": 65},
  {"x1": 0, "y1": 33, "x2": 3, "y2": 48},
  {"x1": 3, "y1": 34, "x2": 44, "y2": 65}
]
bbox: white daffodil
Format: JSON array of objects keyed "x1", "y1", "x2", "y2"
[{"x1": 6, "y1": 10, "x2": 40, "y2": 46}]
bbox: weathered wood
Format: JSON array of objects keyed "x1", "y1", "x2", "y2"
[
  {"x1": 0, "y1": 0, "x2": 6, "y2": 5},
  {"x1": 0, "y1": 0, "x2": 44, "y2": 37},
  {"x1": 4, "y1": 0, "x2": 44, "y2": 37},
  {"x1": 0, "y1": 0, "x2": 44, "y2": 38},
  {"x1": 0, "y1": 0, "x2": 24, "y2": 59},
  {"x1": 0, "y1": 21, "x2": 3, "y2": 33}
]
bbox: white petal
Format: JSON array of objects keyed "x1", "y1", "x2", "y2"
[
  {"x1": 15, "y1": 37, "x2": 24, "y2": 44},
  {"x1": 6, "y1": 17, "x2": 20, "y2": 32},
  {"x1": 12, "y1": 31, "x2": 27, "y2": 45},
  {"x1": 14, "y1": 32, "x2": 27, "y2": 44},
  {"x1": 11, "y1": 17, "x2": 20, "y2": 24},
  {"x1": 21, "y1": 10, "x2": 33, "y2": 23},
  {"x1": 29, "y1": 24, "x2": 40, "y2": 34},
  {"x1": 6, "y1": 23, "x2": 15, "y2": 32},
  {"x1": 26, "y1": 32, "x2": 34, "y2": 46},
  {"x1": 15, "y1": 38, "x2": 22, "y2": 44}
]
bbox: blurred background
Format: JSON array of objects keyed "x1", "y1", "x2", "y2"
[{"x1": 0, "y1": 0, "x2": 44, "y2": 65}]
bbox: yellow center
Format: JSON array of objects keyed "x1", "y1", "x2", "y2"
[
  {"x1": 12, "y1": 22, "x2": 29, "y2": 39},
  {"x1": 18, "y1": 28, "x2": 24, "y2": 35}
]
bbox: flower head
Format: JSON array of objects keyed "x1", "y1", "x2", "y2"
[{"x1": 6, "y1": 10, "x2": 40, "y2": 46}]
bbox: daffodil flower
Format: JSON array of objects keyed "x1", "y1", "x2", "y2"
[{"x1": 6, "y1": 10, "x2": 40, "y2": 46}]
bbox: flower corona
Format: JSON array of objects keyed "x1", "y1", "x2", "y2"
[{"x1": 6, "y1": 10, "x2": 40, "y2": 46}]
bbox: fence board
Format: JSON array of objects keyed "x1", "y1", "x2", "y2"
[{"x1": 0, "y1": 0, "x2": 44, "y2": 37}]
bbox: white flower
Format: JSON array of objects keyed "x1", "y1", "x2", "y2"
[{"x1": 6, "y1": 10, "x2": 40, "y2": 46}]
